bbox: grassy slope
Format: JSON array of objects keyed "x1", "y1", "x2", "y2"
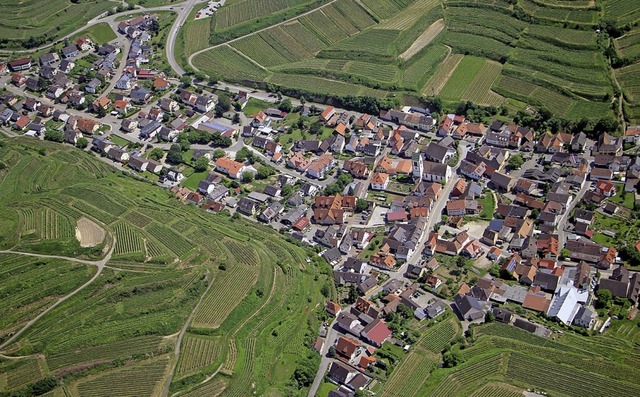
[
  {"x1": 0, "y1": 138, "x2": 329, "y2": 397},
  {"x1": 188, "y1": 0, "x2": 619, "y2": 120}
]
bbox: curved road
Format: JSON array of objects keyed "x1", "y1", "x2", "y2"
[
  {"x1": 0, "y1": 243, "x2": 115, "y2": 350},
  {"x1": 166, "y1": 0, "x2": 203, "y2": 76}
]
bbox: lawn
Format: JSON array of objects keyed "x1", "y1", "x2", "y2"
[
  {"x1": 108, "y1": 135, "x2": 131, "y2": 148},
  {"x1": 73, "y1": 22, "x2": 117, "y2": 45},
  {"x1": 0, "y1": 137, "x2": 327, "y2": 397},
  {"x1": 316, "y1": 381, "x2": 338, "y2": 397},
  {"x1": 181, "y1": 170, "x2": 208, "y2": 190},
  {"x1": 242, "y1": 98, "x2": 273, "y2": 118},
  {"x1": 608, "y1": 184, "x2": 635, "y2": 209},
  {"x1": 478, "y1": 191, "x2": 496, "y2": 220}
]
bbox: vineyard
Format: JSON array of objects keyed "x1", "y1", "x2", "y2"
[
  {"x1": 74, "y1": 357, "x2": 169, "y2": 397},
  {"x1": 179, "y1": 379, "x2": 227, "y2": 397},
  {"x1": 145, "y1": 222, "x2": 195, "y2": 257},
  {"x1": 469, "y1": 383, "x2": 522, "y2": 397},
  {"x1": 417, "y1": 318, "x2": 458, "y2": 353},
  {"x1": 113, "y1": 222, "x2": 145, "y2": 256},
  {"x1": 175, "y1": 334, "x2": 223, "y2": 375},
  {"x1": 2, "y1": 358, "x2": 43, "y2": 390},
  {"x1": 380, "y1": 352, "x2": 437, "y2": 397},
  {"x1": 191, "y1": 265, "x2": 259, "y2": 328},
  {"x1": 17, "y1": 207, "x2": 74, "y2": 240}
]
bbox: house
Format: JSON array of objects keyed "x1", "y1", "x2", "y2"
[
  {"x1": 313, "y1": 194, "x2": 356, "y2": 225},
  {"x1": 131, "y1": 87, "x2": 151, "y2": 104},
  {"x1": 326, "y1": 301, "x2": 341, "y2": 317},
  {"x1": 39, "y1": 53, "x2": 59, "y2": 67},
  {"x1": 360, "y1": 319, "x2": 392, "y2": 347},
  {"x1": 85, "y1": 78, "x2": 101, "y2": 94},
  {"x1": 14, "y1": 115, "x2": 31, "y2": 131},
  {"x1": 595, "y1": 180, "x2": 616, "y2": 197},
  {"x1": 306, "y1": 154, "x2": 334, "y2": 179},
  {"x1": 335, "y1": 336, "x2": 360, "y2": 362},
  {"x1": 9, "y1": 58, "x2": 32, "y2": 71},
  {"x1": 490, "y1": 172, "x2": 515, "y2": 192},
  {"x1": 152, "y1": 77, "x2": 169, "y2": 90},
  {"x1": 522, "y1": 286, "x2": 551, "y2": 313},
  {"x1": 58, "y1": 59, "x2": 75, "y2": 74},
  {"x1": 420, "y1": 160, "x2": 451, "y2": 183},
  {"x1": 107, "y1": 147, "x2": 130, "y2": 163},
  {"x1": 63, "y1": 129, "x2": 81, "y2": 145},
  {"x1": 115, "y1": 75, "x2": 132, "y2": 90},
  {"x1": 61, "y1": 45, "x2": 79, "y2": 59},
  {"x1": 423, "y1": 142, "x2": 454, "y2": 164},
  {"x1": 595, "y1": 132, "x2": 623, "y2": 156},
  {"x1": 370, "y1": 172, "x2": 389, "y2": 191},
  {"x1": 320, "y1": 106, "x2": 335, "y2": 122},
  {"x1": 146, "y1": 160, "x2": 163, "y2": 174},
  {"x1": 546, "y1": 285, "x2": 582, "y2": 325},
  {"x1": 25, "y1": 78, "x2": 40, "y2": 92},
  {"x1": 259, "y1": 202, "x2": 284, "y2": 223},
  {"x1": 11, "y1": 73, "x2": 27, "y2": 87},
  {"x1": 113, "y1": 99, "x2": 131, "y2": 115},
  {"x1": 76, "y1": 117, "x2": 100, "y2": 135},
  {"x1": 128, "y1": 156, "x2": 148, "y2": 172},
  {"x1": 194, "y1": 95, "x2": 215, "y2": 113},
  {"x1": 0, "y1": 109, "x2": 13, "y2": 126},
  {"x1": 454, "y1": 293, "x2": 486, "y2": 321},
  {"x1": 93, "y1": 96, "x2": 111, "y2": 111},
  {"x1": 77, "y1": 37, "x2": 93, "y2": 51},
  {"x1": 343, "y1": 160, "x2": 371, "y2": 179},
  {"x1": 215, "y1": 157, "x2": 246, "y2": 179},
  {"x1": 573, "y1": 306, "x2": 596, "y2": 328},
  {"x1": 236, "y1": 197, "x2": 260, "y2": 216}
]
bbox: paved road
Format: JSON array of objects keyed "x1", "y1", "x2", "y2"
[
  {"x1": 307, "y1": 319, "x2": 338, "y2": 397},
  {"x1": 187, "y1": 0, "x2": 340, "y2": 70},
  {"x1": 166, "y1": 0, "x2": 202, "y2": 76},
  {"x1": 557, "y1": 181, "x2": 592, "y2": 248},
  {"x1": 0, "y1": 243, "x2": 115, "y2": 350}
]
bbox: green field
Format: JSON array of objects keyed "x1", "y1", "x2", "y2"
[
  {"x1": 0, "y1": 138, "x2": 329, "y2": 397},
  {"x1": 184, "y1": 0, "x2": 623, "y2": 120},
  {"x1": 402, "y1": 322, "x2": 640, "y2": 397},
  {"x1": 0, "y1": 0, "x2": 115, "y2": 48}
]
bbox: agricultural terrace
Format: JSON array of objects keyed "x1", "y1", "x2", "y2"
[
  {"x1": 0, "y1": 138, "x2": 329, "y2": 397},
  {"x1": 0, "y1": 0, "x2": 114, "y2": 48},
  {"x1": 413, "y1": 322, "x2": 640, "y2": 396},
  {"x1": 189, "y1": 0, "x2": 619, "y2": 120}
]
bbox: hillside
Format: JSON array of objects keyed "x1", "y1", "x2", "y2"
[
  {"x1": 0, "y1": 138, "x2": 330, "y2": 397},
  {"x1": 184, "y1": 0, "x2": 638, "y2": 122}
]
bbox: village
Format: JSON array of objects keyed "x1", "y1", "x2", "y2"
[{"x1": 1, "y1": 11, "x2": 640, "y2": 397}]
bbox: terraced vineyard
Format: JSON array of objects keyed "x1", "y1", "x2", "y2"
[
  {"x1": 176, "y1": 334, "x2": 223, "y2": 375},
  {"x1": 187, "y1": 0, "x2": 624, "y2": 121},
  {"x1": 0, "y1": 139, "x2": 327, "y2": 397}
]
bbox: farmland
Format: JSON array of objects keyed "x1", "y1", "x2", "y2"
[
  {"x1": 0, "y1": 138, "x2": 328, "y2": 397},
  {"x1": 409, "y1": 322, "x2": 640, "y2": 396},
  {"x1": 185, "y1": 0, "x2": 626, "y2": 121},
  {"x1": 0, "y1": 0, "x2": 114, "y2": 48}
]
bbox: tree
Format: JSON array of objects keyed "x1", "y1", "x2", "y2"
[
  {"x1": 291, "y1": 355, "x2": 318, "y2": 387},
  {"x1": 215, "y1": 93, "x2": 231, "y2": 117},
  {"x1": 256, "y1": 165, "x2": 274, "y2": 180},
  {"x1": 167, "y1": 144, "x2": 183, "y2": 164},
  {"x1": 148, "y1": 148, "x2": 165, "y2": 161},
  {"x1": 241, "y1": 171, "x2": 254, "y2": 183},
  {"x1": 235, "y1": 147, "x2": 254, "y2": 163},
  {"x1": 194, "y1": 156, "x2": 209, "y2": 172},
  {"x1": 355, "y1": 198, "x2": 369, "y2": 213},
  {"x1": 595, "y1": 288, "x2": 613, "y2": 309},
  {"x1": 508, "y1": 154, "x2": 524, "y2": 169},
  {"x1": 443, "y1": 351, "x2": 462, "y2": 368},
  {"x1": 278, "y1": 98, "x2": 293, "y2": 113},
  {"x1": 232, "y1": 112, "x2": 241, "y2": 124},
  {"x1": 44, "y1": 130, "x2": 64, "y2": 143},
  {"x1": 281, "y1": 184, "x2": 293, "y2": 198},
  {"x1": 76, "y1": 137, "x2": 88, "y2": 149},
  {"x1": 328, "y1": 346, "x2": 336, "y2": 358},
  {"x1": 97, "y1": 106, "x2": 107, "y2": 118},
  {"x1": 180, "y1": 75, "x2": 192, "y2": 87},
  {"x1": 346, "y1": 284, "x2": 358, "y2": 304},
  {"x1": 560, "y1": 248, "x2": 570, "y2": 260},
  {"x1": 212, "y1": 149, "x2": 226, "y2": 159},
  {"x1": 485, "y1": 310, "x2": 495, "y2": 323}
]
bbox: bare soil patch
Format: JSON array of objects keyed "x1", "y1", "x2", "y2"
[
  {"x1": 400, "y1": 19, "x2": 445, "y2": 60},
  {"x1": 75, "y1": 217, "x2": 105, "y2": 247}
]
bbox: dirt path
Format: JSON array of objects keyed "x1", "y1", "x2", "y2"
[
  {"x1": 400, "y1": 19, "x2": 445, "y2": 60},
  {"x1": 162, "y1": 270, "x2": 213, "y2": 397},
  {"x1": 198, "y1": 267, "x2": 278, "y2": 386},
  {"x1": 422, "y1": 49, "x2": 462, "y2": 96},
  {"x1": 0, "y1": 242, "x2": 115, "y2": 351},
  {"x1": 188, "y1": 0, "x2": 340, "y2": 69}
]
